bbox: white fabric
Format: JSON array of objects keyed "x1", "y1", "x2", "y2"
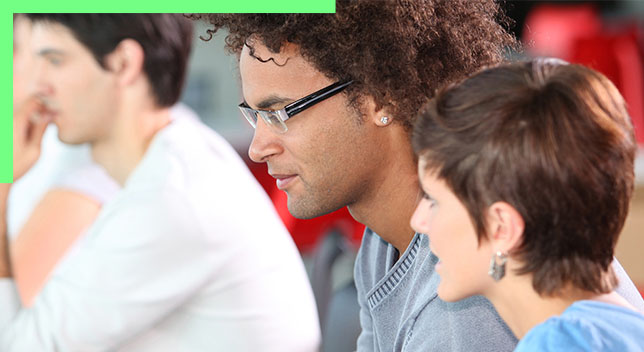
[
  {"x1": 7, "y1": 125, "x2": 119, "y2": 239},
  {"x1": 0, "y1": 280, "x2": 20, "y2": 328},
  {"x1": 0, "y1": 110, "x2": 321, "y2": 351},
  {"x1": 55, "y1": 164, "x2": 119, "y2": 206}
]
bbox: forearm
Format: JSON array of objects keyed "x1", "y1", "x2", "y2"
[
  {"x1": 12, "y1": 189, "x2": 101, "y2": 306},
  {"x1": 0, "y1": 184, "x2": 11, "y2": 278}
]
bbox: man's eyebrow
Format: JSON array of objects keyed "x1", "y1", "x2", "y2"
[
  {"x1": 37, "y1": 48, "x2": 64, "y2": 56},
  {"x1": 254, "y1": 95, "x2": 293, "y2": 110}
]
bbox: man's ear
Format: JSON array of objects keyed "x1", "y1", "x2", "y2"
[
  {"x1": 359, "y1": 95, "x2": 395, "y2": 127},
  {"x1": 104, "y1": 39, "x2": 144, "y2": 86},
  {"x1": 486, "y1": 202, "x2": 525, "y2": 254}
]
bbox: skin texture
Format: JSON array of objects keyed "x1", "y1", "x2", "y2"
[
  {"x1": 410, "y1": 161, "x2": 494, "y2": 302},
  {"x1": 11, "y1": 191, "x2": 101, "y2": 306},
  {"x1": 13, "y1": 16, "x2": 34, "y2": 107},
  {"x1": 240, "y1": 41, "x2": 419, "y2": 252},
  {"x1": 13, "y1": 17, "x2": 52, "y2": 181},
  {"x1": 31, "y1": 21, "x2": 170, "y2": 185},
  {"x1": 242, "y1": 42, "x2": 379, "y2": 218},
  {"x1": 30, "y1": 22, "x2": 118, "y2": 146}
]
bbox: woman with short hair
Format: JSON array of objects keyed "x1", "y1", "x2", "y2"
[{"x1": 410, "y1": 58, "x2": 644, "y2": 351}]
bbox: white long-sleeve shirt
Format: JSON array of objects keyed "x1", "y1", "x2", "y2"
[
  {"x1": 7, "y1": 124, "x2": 119, "y2": 239},
  {"x1": 0, "y1": 110, "x2": 321, "y2": 351}
]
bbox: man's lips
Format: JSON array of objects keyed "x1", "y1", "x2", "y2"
[
  {"x1": 270, "y1": 174, "x2": 298, "y2": 190},
  {"x1": 30, "y1": 111, "x2": 58, "y2": 124},
  {"x1": 30, "y1": 100, "x2": 58, "y2": 123}
]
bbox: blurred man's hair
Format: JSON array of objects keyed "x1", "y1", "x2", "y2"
[{"x1": 26, "y1": 14, "x2": 193, "y2": 107}]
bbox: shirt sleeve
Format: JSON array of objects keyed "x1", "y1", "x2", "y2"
[
  {"x1": 0, "y1": 188, "x2": 215, "y2": 351},
  {"x1": 0, "y1": 279, "x2": 21, "y2": 328}
]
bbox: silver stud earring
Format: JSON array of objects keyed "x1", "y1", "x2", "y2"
[
  {"x1": 488, "y1": 251, "x2": 508, "y2": 281},
  {"x1": 380, "y1": 116, "x2": 390, "y2": 125}
]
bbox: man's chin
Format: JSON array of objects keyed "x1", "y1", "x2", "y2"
[
  {"x1": 286, "y1": 195, "x2": 342, "y2": 220},
  {"x1": 57, "y1": 132, "x2": 85, "y2": 145}
]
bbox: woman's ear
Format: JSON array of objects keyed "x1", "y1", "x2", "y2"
[
  {"x1": 486, "y1": 201, "x2": 525, "y2": 253},
  {"x1": 103, "y1": 38, "x2": 144, "y2": 86}
]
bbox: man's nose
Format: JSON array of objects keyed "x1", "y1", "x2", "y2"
[
  {"x1": 248, "y1": 117, "x2": 283, "y2": 163},
  {"x1": 31, "y1": 64, "x2": 54, "y2": 98}
]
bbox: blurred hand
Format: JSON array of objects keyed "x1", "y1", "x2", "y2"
[{"x1": 13, "y1": 96, "x2": 51, "y2": 181}]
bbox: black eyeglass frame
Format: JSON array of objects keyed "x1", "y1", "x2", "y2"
[{"x1": 238, "y1": 80, "x2": 353, "y2": 133}]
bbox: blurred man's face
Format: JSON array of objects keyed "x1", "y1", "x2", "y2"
[{"x1": 30, "y1": 21, "x2": 118, "y2": 145}]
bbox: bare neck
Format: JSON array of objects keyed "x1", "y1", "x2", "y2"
[
  {"x1": 486, "y1": 272, "x2": 633, "y2": 339},
  {"x1": 91, "y1": 104, "x2": 171, "y2": 186},
  {"x1": 348, "y1": 127, "x2": 420, "y2": 253}
]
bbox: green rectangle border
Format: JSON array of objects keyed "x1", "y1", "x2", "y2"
[{"x1": 3, "y1": 0, "x2": 335, "y2": 183}]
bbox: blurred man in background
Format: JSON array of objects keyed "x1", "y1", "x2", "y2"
[
  {"x1": 2, "y1": 13, "x2": 320, "y2": 351},
  {"x1": 9, "y1": 14, "x2": 120, "y2": 307}
]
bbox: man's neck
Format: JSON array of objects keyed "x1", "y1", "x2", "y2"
[
  {"x1": 91, "y1": 106, "x2": 171, "y2": 186},
  {"x1": 348, "y1": 129, "x2": 420, "y2": 253}
]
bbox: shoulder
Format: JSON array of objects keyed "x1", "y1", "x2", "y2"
[
  {"x1": 517, "y1": 317, "x2": 594, "y2": 352},
  {"x1": 404, "y1": 294, "x2": 516, "y2": 351},
  {"x1": 91, "y1": 187, "x2": 203, "y2": 248},
  {"x1": 518, "y1": 302, "x2": 644, "y2": 352},
  {"x1": 55, "y1": 163, "x2": 120, "y2": 204},
  {"x1": 131, "y1": 114, "x2": 257, "y2": 194}
]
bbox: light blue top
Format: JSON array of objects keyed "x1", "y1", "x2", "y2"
[{"x1": 516, "y1": 300, "x2": 644, "y2": 352}]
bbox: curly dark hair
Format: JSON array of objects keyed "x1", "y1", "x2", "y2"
[{"x1": 191, "y1": 0, "x2": 518, "y2": 130}]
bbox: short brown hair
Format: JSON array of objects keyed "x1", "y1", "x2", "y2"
[
  {"x1": 412, "y1": 59, "x2": 636, "y2": 295},
  {"x1": 191, "y1": 0, "x2": 518, "y2": 130},
  {"x1": 26, "y1": 14, "x2": 193, "y2": 107}
]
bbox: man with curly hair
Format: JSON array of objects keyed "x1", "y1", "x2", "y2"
[{"x1": 194, "y1": 1, "x2": 643, "y2": 351}]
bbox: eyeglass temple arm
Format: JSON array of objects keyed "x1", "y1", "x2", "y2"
[{"x1": 284, "y1": 80, "x2": 353, "y2": 117}]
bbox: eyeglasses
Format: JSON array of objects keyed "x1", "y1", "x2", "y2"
[{"x1": 238, "y1": 80, "x2": 353, "y2": 133}]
